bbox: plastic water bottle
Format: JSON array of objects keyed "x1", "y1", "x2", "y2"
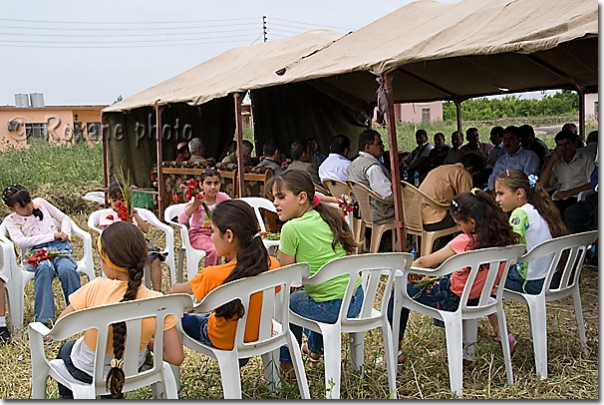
[
  {"x1": 413, "y1": 171, "x2": 420, "y2": 187},
  {"x1": 410, "y1": 245, "x2": 418, "y2": 260},
  {"x1": 402, "y1": 170, "x2": 408, "y2": 182}
]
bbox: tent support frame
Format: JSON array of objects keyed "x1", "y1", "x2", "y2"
[
  {"x1": 234, "y1": 92, "x2": 246, "y2": 197},
  {"x1": 154, "y1": 100, "x2": 165, "y2": 221},
  {"x1": 383, "y1": 72, "x2": 405, "y2": 252},
  {"x1": 101, "y1": 113, "x2": 109, "y2": 208}
]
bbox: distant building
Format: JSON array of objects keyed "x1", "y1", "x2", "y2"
[
  {"x1": 585, "y1": 93, "x2": 598, "y2": 121},
  {"x1": 0, "y1": 93, "x2": 106, "y2": 150},
  {"x1": 372, "y1": 100, "x2": 443, "y2": 125}
]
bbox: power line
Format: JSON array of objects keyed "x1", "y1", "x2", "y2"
[
  {"x1": 0, "y1": 34, "x2": 259, "y2": 45},
  {"x1": 0, "y1": 28, "x2": 260, "y2": 38},
  {"x1": 0, "y1": 22, "x2": 258, "y2": 31},
  {"x1": 269, "y1": 17, "x2": 353, "y2": 31},
  {"x1": 249, "y1": 33, "x2": 263, "y2": 46},
  {"x1": 0, "y1": 38, "x2": 255, "y2": 49},
  {"x1": 0, "y1": 17, "x2": 259, "y2": 25},
  {"x1": 270, "y1": 28, "x2": 308, "y2": 35}
]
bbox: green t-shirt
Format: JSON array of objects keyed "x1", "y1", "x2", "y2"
[{"x1": 279, "y1": 210, "x2": 362, "y2": 302}]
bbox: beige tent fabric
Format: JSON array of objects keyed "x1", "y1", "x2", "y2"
[
  {"x1": 279, "y1": 0, "x2": 597, "y2": 81},
  {"x1": 103, "y1": 30, "x2": 342, "y2": 113}
]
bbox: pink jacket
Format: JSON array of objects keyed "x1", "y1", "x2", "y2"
[{"x1": 178, "y1": 192, "x2": 230, "y2": 229}]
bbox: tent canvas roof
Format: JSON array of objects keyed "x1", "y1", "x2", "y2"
[{"x1": 103, "y1": 30, "x2": 342, "y2": 113}]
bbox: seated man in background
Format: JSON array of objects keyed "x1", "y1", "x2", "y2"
[
  {"x1": 416, "y1": 132, "x2": 450, "y2": 180},
  {"x1": 319, "y1": 134, "x2": 351, "y2": 184},
  {"x1": 419, "y1": 153, "x2": 484, "y2": 232},
  {"x1": 443, "y1": 130, "x2": 465, "y2": 164},
  {"x1": 400, "y1": 129, "x2": 434, "y2": 175},
  {"x1": 188, "y1": 138, "x2": 208, "y2": 165},
  {"x1": 175, "y1": 141, "x2": 191, "y2": 162},
  {"x1": 539, "y1": 129, "x2": 595, "y2": 214},
  {"x1": 562, "y1": 122, "x2": 586, "y2": 148},
  {"x1": 459, "y1": 127, "x2": 492, "y2": 165},
  {"x1": 486, "y1": 126, "x2": 506, "y2": 169},
  {"x1": 519, "y1": 124, "x2": 549, "y2": 170},
  {"x1": 577, "y1": 130, "x2": 598, "y2": 161},
  {"x1": 487, "y1": 125, "x2": 540, "y2": 191},
  {"x1": 286, "y1": 141, "x2": 322, "y2": 186},
  {"x1": 256, "y1": 139, "x2": 284, "y2": 175},
  {"x1": 307, "y1": 137, "x2": 327, "y2": 168},
  {"x1": 347, "y1": 129, "x2": 395, "y2": 225},
  {"x1": 242, "y1": 140, "x2": 256, "y2": 167},
  {"x1": 221, "y1": 140, "x2": 237, "y2": 164}
]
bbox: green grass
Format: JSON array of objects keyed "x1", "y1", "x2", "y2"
[{"x1": 0, "y1": 124, "x2": 598, "y2": 399}]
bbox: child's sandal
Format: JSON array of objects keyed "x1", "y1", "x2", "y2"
[
  {"x1": 279, "y1": 363, "x2": 297, "y2": 382},
  {"x1": 301, "y1": 342, "x2": 321, "y2": 366}
]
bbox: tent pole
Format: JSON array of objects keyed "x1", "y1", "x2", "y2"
[
  {"x1": 234, "y1": 93, "x2": 245, "y2": 198},
  {"x1": 101, "y1": 113, "x2": 109, "y2": 208},
  {"x1": 153, "y1": 100, "x2": 165, "y2": 221},
  {"x1": 383, "y1": 73, "x2": 405, "y2": 252},
  {"x1": 577, "y1": 86, "x2": 586, "y2": 141},
  {"x1": 454, "y1": 98, "x2": 462, "y2": 135}
]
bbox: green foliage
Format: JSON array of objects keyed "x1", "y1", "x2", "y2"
[{"x1": 443, "y1": 90, "x2": 579, "y2": 121}]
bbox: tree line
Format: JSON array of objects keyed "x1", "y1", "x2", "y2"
[{"x1": 442, "y1": 90, "x2": 579, "y2": 121}]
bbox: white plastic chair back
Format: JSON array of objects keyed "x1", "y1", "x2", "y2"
[
  {"x1": 163, "y1": 203, "x2": 206, "y2": 283},
  {"x1": 238, "y1": 197, "x2": 281, "y2": 255},
  {"x1": 289, "y1": 253, "x2": 413, "y2": 399},
  {"x1": 176, "y1": 263, "x2": 311, "y2": 399},
  {"x1": 503, "y1": 230, "x2": 598, "y2": 379},
  {"x1": 0, "y1": 214, "x2": 96, "y2": 332},
  {"x1": 87, "y1": 208, "x2": 176, "y2": 286},
  {"x1": 29, "y1": 294, "x2": 193, "y2": 399},
  {"x1": 394, "y1": 244, "x2": 526, "y2": 397}
]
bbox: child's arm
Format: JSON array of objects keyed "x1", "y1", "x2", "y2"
[
  {"x1": 278, "y1": 252, "x2": 295, "y2": 267},
  {"x1": 38, "y1": 198, "x2": 72, "y2": 238},
  {"x1": 147, "y1": 326, "x2": 184, "y2": 366},
  {"x1": 132, "y1": 212, "x2": 149, "y2": 233},
  {"x1": 57, "y1": 304, "x2": 76, "y2": 321},
  {"x1": 412, "y1": 245, "x2": 456, "y2": 268},
  {"x1": 4, "y1": 218, "x2": 55, "y2": 249},
  {"x1": 178, "y1": 201, "x2": 199, "y2": 224},
  {"x1": 169, "y1": 282, "x2": 193, "y2": 295}
]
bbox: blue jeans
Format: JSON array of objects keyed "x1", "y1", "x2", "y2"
[
  {"x1": 26, "y1": 240, "x2": 80, "y2": 323},
  {"x1": 280, "y1": 286, "x2": 364, "y2": 363},
  {"x1": 504, "y1": 265, "x2": 545, "y2": 295},
  {"x1": 56, "y1": 340, "x2": 92, "y2": 398},
  {"x1": 181, "y1": 313, "x2": 249, "y2": 367}
]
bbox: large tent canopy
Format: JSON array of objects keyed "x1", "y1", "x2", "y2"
[{"x1": 276, "y1": 0, "x2": 597, "y2": 103}]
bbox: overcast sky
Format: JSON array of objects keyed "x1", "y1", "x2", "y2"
[{"x1": 0, "y1": 0, "x2": 582, "y2": 106}]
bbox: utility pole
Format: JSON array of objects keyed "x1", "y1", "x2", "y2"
[{"x1": 262, "y1": 15, "x2": 267, "y2": 42}]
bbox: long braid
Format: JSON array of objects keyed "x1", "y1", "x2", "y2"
[{"x1": 100, "y1": 222, "x2": 148, "y2": 399}]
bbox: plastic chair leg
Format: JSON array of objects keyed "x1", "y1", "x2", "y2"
[
  {"x1": 320, "y1": 324, "x2": 342, "y2": 399},
  {"x1": 30, "y1": 370, "x2": 49, "y2": 399},
  {"x1": 286, "y1": 330, "x2": 311, "y2": 399},
  {"x1": 369, "y1": 228, "x2": 382, "y2": 253},
  {"x1": 526, "y1": 296, "x2": 548, "y2": 380},
  {"x1": 572, "y1": 289, "x2": 589, "y2": 357},
  {"x1": 442, "y1": 313, "x2": 463, "y2": 397},
  {"x1": 462, "y1": 319, "x2": 478, "y2": 361},
  {"x1": 381, "y1": 321, "x2": 398, "y2": 399},
  {"x1": 170, "y1": 364, "x2": 181, "y2": 393},
  {"x1": 261, "y1": 349, "x2": 281, "y2": 392},
  {"x1": 214, "y1": 351, "x2": 242, "y2": 399},
  {"x1": 421, "y1": 233, "x2": 435, "y2": 257},
  {"x1": 349, "y1": 332, "x2": 365, "y2": 373},
  {"x1": 6, "y1": 280, "x2": 24, "y2": 332},
  {"x1": 161, "y1": 362, "x2": 179, "y2": 399},
  {"x1": 496, "y1": 307, "x2": 514, "y2": 385},
  {"x1": 177, "y1": 249, "x2": 186, "y2": 283}
]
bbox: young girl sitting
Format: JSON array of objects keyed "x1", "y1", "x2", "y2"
[
  {"x1": 2, "y1": 184, "x2": 80, "y2": 326},
  {"x1": 170, "y1": 200, "x2": 279, "y2": 362},
  {"x1": 488, "y1": 169, "x2": 568, "y2": 345},
  {"x1": 266, "y1": 170, "x2": 362, "y2": 379},
  {"x1": 388, "y1": 188, "x2": 519, "y2": 365},
  {"x1": 178, "y1": 167, "x2": 230, "y2": 267},
  {"x1": 99, "y1": 181, "x2": 165, "y2": 291},
  {"x1": 55, "y1": 222, "x2": 184, "y2": 399}
]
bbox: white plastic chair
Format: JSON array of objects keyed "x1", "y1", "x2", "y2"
[
  {"x1": 238, "y1": 197, "x2": 281, "y2": 255},
  {"x1": 163, "y1": 203, "x2": 207, "y2": 283},
  {"x1": 29, "y1": 294, "x2": 193, "y2": 399},
  {"x1": 174, "y1": 263, "x2": 311, "y2": 399},
  {"x1": 0, "y1": 216, "x2": 95, "y2": 333},
  {"x1": 289, "y1": 253, "x2": 413, "y2": 399},
  {"x1": 87, "y1": 208, "x2": 177, "y2": 286},
  {"x1": 393, "y1": 245, "x2": 526, "y2": 397},
  {"x1": 503, "y1": 230, "x2": 598, "y2": 380}
]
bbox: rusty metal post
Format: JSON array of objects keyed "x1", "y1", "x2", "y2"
[
  {"x1": 577, "y1": 86, "x2": 586, "y2": 142},
  {"x1": 234, "y1": 93, "x2": 245, "y2": 197},
  {"x1": 383, "y1": 73, "x2": 405, "y2": 252},
  {"x1": 153, "y1": 100, "x2": 165, "y2": 220},
  {"x1": 101, "y1": 113, "x2": 109, "y2": 208},
  {"x1": 454, "y1": 98, "x2": 463, "y2": 135}
]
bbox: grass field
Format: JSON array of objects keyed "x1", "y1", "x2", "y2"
[{"x1": 0, "y1": 121, "x2": 598, "y2": 399}]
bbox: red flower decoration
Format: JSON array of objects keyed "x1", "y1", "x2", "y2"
[
  {"x1": 195, "y1": 192, "x2": 204, "y2": 200},
  {"x1": 106, "y1": 214, "x2": 115, "y2": 220},
  {"x1": 172, "y1": 195, "x2": 180, "y2": 203}
]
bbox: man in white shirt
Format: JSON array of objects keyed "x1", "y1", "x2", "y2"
[
  {"x1": 318, "y1": 134, "x2": 351, "y2": 184},
  {"x1": 401, "y1": 129, "x2": 434, "y2": 174},
  {"x1": 346, "y1": 130, "x2": 394, "y2": 224},
  {"x1": 539, "y1": 129, "x2": 595, "y2": 214}
]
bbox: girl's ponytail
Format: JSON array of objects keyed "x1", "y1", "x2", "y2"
[
  {"x1": 211, "y1": 200, "x2": 270, "y2": 320},
  {"x1": 98, "y1": 222, "x2": 147, "y2": 398}
]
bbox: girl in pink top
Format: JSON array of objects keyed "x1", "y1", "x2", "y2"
[
  {"x1": 178, "y1": 168, "x2": 230, "y2": 267},
  {"x1": 388, "y1": 188, "x2": 519, "y2": 364},
  {"x1": 2, "y1": 184, "x2": 80, "y2": 325}
]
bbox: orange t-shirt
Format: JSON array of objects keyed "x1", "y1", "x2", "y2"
[
  {"x1": 188, "y1": 257, "x2": 281, "y2": 350},
  {"x1": 447, "y1": 234, "x2": 507, "y2": 300},
  {"x1": 68, "y1": 277, "x2": 179, "y2": 353}
]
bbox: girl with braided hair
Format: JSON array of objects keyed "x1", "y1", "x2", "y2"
[
  {"x1": 2, "y1": 184, "x2": 80, "y2": 328},
  {"x1": 55, "y1": 222, "x2": 183, "y2": 399}
]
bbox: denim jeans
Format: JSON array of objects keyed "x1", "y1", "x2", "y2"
[
  {"x1": 504, "y1": 265, "x2": 545, "y2": 295},
  {"x1": 26, "y1": 240, "x2": 80, "y2": 323},
  {"x1": 56, "y1": 340, "x2": 93, "y2": 398},
  {"x1": 280, "y1": 286, "x2": 364, "y2": 363},
  {"x1": 181, "y1": 313, "x2": 249, "y2": 367}
]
